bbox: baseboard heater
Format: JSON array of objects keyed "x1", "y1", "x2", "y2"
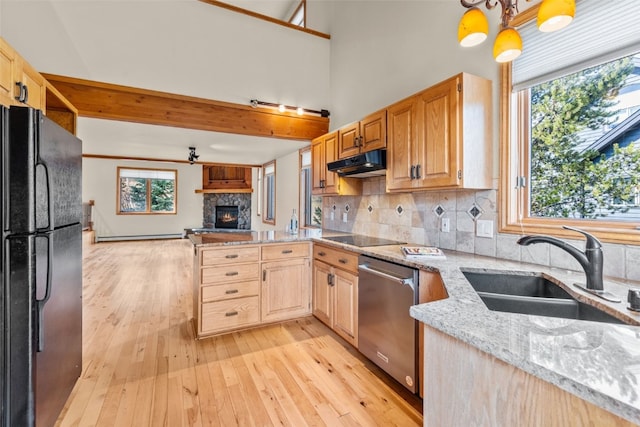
[{"x1": 95, "y1": 233, "x2": 182, "y2": 242}]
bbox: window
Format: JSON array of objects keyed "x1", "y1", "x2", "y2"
[
  {"x1": 288, "y1": 0, "x2": 305, "y2": 28},
  {"x1": 500, "y1": 1, "x2": 640, "y2": 243},
  {"x1": 299, "y1": 148, "x2": 322, "y2": 227},
  {"x1": 117, "y1": 167, "x2": 176, "y2": 214},
  {"x1": 262, "y1": 161, "x2": 276, "y2": 224}
]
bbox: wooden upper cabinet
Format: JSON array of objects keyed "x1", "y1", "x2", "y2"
[
  {"x1": 337, "y1": 110, "x2": 386, "y2": 159},
  {"x1": 0, "y1": 37, "x2": 78, "y2": 134},
  {"x1": 386, "y1": 73, "x2": 492, "y2": 192},
  {"x1": 312, "y1": 131, "x2": 362, "y2": 196},
  {"x1": 0, "y1": 38, "x2": 17, "y2": 107},
  {"x1": 201, "y1": 165, "x2": 252, "y2": 192}
]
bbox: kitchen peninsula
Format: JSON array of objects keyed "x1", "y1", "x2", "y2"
[{"x1": 189, "y1": 230, "x2": 640, "y2": 426}]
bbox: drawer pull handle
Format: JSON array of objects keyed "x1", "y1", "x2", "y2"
[
  {"x1": 225, "y1": 254, "x2": 239, "y2": 259},
  {"x1": 225, "y1": 311, "x2": 238, "y2": 317},
  {"x1": 338, "y1": 258, "x2": 348, "y2": 264},
  {"x1": 282, "y1": 249, "x2": 293, "y2": 254},
  {"x1": 225, "y1": 289, "x2": 239, "y2": 294},
  {"x1": 318, "y1": 251, "x2": 326, "y2": 256},
  {"x1": 225, "y1": 271, "x2": 239, "y2": 276}
]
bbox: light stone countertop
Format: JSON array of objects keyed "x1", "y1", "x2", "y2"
[{"x1": 188, "y1": 229, "x2": 640, "y2": 424}]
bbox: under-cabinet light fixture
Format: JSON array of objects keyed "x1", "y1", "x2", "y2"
[
  {"x1": 458, "y1": 0, "x2": 575, "y2": 63},
  {"x1": 250, "y1": 99, "x2": 330, "y2": 118}
]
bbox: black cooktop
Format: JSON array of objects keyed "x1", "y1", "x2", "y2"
[{"x1": 322, "y1": 234, "x2": 405, "y2": 247}]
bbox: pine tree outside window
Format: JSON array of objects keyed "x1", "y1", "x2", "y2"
[{"x1": 118, "y1": 167, "x2": 177, "y2": 214}]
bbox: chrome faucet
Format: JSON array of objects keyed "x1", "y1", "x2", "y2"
[{"x1": 517, "y1": 226, "x2": 603, "y2": 291}]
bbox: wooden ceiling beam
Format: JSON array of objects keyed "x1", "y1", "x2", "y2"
[{"x1": 41, "y1": 73, "x2": 330, "y2": 141}]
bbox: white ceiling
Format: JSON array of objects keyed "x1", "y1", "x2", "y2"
[{"x1": 78, "y1": 117, "x2": 310, "y2": 166}]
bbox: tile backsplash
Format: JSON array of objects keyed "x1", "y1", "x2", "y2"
[{"x1": 322, "y1": 176, "x2": 640, "y2": 282}]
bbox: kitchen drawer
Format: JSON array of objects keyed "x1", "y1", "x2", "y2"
[
  {"x1": 201, "y1": 246, "x2": 259, "y2": 266},
  {"x1": 201, "y1": 280, "x2": 260, "y2": 303},
  {"x1": 261, "y1": 242, "x2": 310, "y2": 261},
  {"x1": 201, "y1": 296, "x2": 260, "y2": 333},
  {"x1": 313, "y1": 244, "x2": 359, "y2": 273},
  {"x1": 201, "y1": 263, "x2": 260, "y2": 284}
]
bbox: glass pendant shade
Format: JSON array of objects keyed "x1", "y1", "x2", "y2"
[
  {"x1": 537, "y1": 0, "x2": 575, "y2": 32},
  {"x1": 458, "y1": 7, "x2": 489, "y2": 47},
  {"x1": 493, "y1": 27, "x2": 522, "y2": 63}
]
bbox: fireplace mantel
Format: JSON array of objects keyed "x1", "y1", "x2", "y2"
[{"x1": 195, "y1": 188, "x2": 253, "y2": 194}]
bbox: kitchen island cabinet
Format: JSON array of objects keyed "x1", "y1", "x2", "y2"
[{"x1": 192, "y1": 238, "x2": 311, "y2": 338}]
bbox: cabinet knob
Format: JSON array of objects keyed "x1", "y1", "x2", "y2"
[
  {"x1": 338, "y1": 258, "x2": 348, "y2": 264},
  {"x1": 318, "y1": 251, "x2": 326, "y2": 256}
]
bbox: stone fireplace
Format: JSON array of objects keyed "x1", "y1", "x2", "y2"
[{"x1": 203, "y1": 193, "x2": 251, "y2": 229}]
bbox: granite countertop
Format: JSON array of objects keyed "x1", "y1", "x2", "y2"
[{"x1": 188, "y1": 229, "x2": 640, "y2": 424}]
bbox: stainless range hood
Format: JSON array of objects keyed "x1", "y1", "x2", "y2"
[{"x1": 326, "y1": 149, "x2": 386, "y2": 178}]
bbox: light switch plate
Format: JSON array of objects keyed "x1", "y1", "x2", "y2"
[
  {"x1": 441, "y1": 217, "x2": 450, "y2": 233},
  {"x1": 342, "y1": 212, "x2": 348, "y2": 223},
  {"x1": 330, "y1": 211, "x2": 335, "y2": 221},
  {"x1": 476, "y1": 220, "x2": 493, "y2": 238}
]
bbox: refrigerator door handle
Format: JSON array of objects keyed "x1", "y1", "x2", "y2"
[
  {"x1": 36, "y1": 160, "x2": 53, "y2": 231},
  {"x1": 35, "y1": 233, "x2": 54, "y2": 352}
]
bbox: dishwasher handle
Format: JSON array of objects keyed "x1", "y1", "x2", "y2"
[{"x1": 358, "y1": 264, "x2": 414, "y2": 288}]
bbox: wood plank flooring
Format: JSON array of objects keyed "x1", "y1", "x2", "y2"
[{"x1": 55, "y1": 236, "x2": 422, "y2": 426}]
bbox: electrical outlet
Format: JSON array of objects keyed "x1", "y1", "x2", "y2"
[
  {"x1": 476, "y1": 220, "x2": 494, "y2": 238},
  {"x1": 330, "y1": 211, "x2": 335, "y2": 221},
  {"x1": 342, "y1": 212, "x2": 348, "y2": 223},
  {"x1": 441, "y1": 217, "x2": 450, "y2": 233}
]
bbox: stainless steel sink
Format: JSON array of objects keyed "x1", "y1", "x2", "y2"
[{"x1": 460, "y1": 269, "x2": 626, "y2": 325}]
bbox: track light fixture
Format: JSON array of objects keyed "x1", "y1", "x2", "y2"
[
  {"x1": 249, "y1": 99, "x2": 330, "y2": 118},
  {"x1": 188, "y1": 146, "x2": 199, "y2": 165},
  {"x1": 458, "y1": 0, "x2": 576, "y2": 63}
]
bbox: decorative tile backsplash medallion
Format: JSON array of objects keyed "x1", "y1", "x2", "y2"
[
  {"x1": 332, "y1": 204, "x2": 337, "y2": 211},
  {"x1": 344, "y1": 204, "x2": 350, "y2": 213},
  {"x1": 367, "y1": 204, "x2": 374, "y2": 213},
  {"x1": 396, "y1": 205, "x2": 404, "y2": 216},
  {"x1": 467, "y1": 203, "x2": 483, "y2": 221},
  {"x1": 433, "y1": 204, "x2": 445, "y2": 217}
]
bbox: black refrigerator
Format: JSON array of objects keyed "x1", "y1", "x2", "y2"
[{"x1": 1, "y1": 106, "x2": 82, "y2": 427}]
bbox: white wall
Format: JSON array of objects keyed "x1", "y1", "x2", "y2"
[{"x1": 83, "y1": 158, "x2": 202, "y2": 239}]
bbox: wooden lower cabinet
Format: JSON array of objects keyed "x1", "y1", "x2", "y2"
[
  {"x1": 312, "y1": 244, "x2": 359, "y2": 347},
  {"x1": 193, "y1": 242, "x2": 311, "y2": 338},
  {"x1": 262, "y1": 257, "x2": 311, "y2": 323}
]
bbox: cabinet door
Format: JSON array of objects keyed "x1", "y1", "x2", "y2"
[
  {"x1": 0, "y1": 39, "x2": 17, "y2": 107},
  {"x1": 311, "y1": 137, "x2": 325, "y2": 194},
  {"x1": 333, "y1": 268, "x2": 358, "y2": 347},
  {"x1": 414, "y1": 78, "x2": 459, "y2": 188},
  {"x1": 312, "y1": 260, "x2": 333, "y2": 327},
  {"x1": 261, "y1": 258, "x2": 311, "y2": 323},
  {"x1": 386, "y1": 97, "x2": 417, "y2": 191},
  {"x1": 360, "y1": 110, "x2": 386, "y2": 153},
  {"x1": 338, "y1": 122, "x2": 360, "y2": 159},
  {"x1": 322, "y1": 131, "x2": 339, "y2": 195},
  {"x1": 17, "y1": 59, "x2": 45, "y2": 110}
]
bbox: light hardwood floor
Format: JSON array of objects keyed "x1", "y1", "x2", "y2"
[{"x1": 56, "y1": 236, "x2": 422, "y2": 426}]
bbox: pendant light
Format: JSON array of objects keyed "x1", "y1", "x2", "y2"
[
  {"x1": 458, "y1": 0, "x2": 576, "y2": 63},
  {"x1": 537, "y1": 0, "x2": 575, "y2": 32}
]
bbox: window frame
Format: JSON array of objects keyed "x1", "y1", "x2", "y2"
[
  {"x1": 262, "y1": 160, "x2": 276, "y2": 225},
  {"x1": 499, "y1": 7, "x2": 640, "y2": 244},
  {"x1": 116, "y1": 166, "x2": 177, "y2": 215}
]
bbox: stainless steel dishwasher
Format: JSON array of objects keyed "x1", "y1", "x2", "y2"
[{"x1": 358, "y1": 255, "x2": 419, "y2": 393}]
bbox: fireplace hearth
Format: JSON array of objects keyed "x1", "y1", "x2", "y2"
[{"x1": 215, "y1": 205, "x2": 239, "y2": 229}]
